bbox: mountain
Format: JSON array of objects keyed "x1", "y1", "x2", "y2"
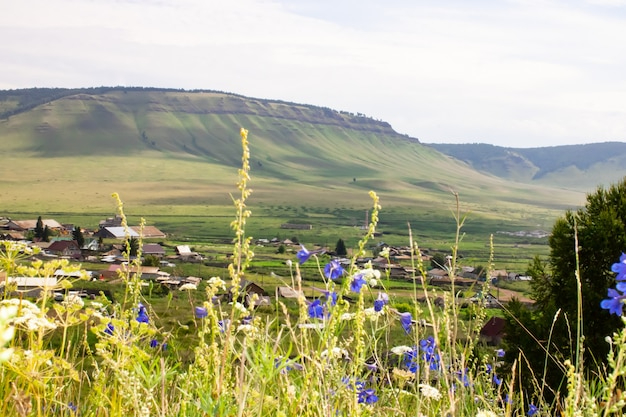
[
  {"x1": 426, "y1": 142, "x2": 626, "y2": 191},
  {"x1": 0, "y1": 87, "x2": 585, "y2": 229}
]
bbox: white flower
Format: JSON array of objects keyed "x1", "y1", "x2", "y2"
[
  {"x1": 391, "y1": 345, "x2": 413, "y2": 355},
  {"x1": 369, "y1": 278, "x2": 378, "y2": 287},
  {"x1": 285, "y1": 259, "x2": 292, "y2": 267},
  {"x1": 232, "y1": 302, "x2": 247, "y2": 314},
  {"x1": 475, "y1": 410, "x2": 498, "y2": 417},
  {"x1": 379, "y1": 247, "x2": 390, "y2": 257},
  {"x1": 340, "y1": 313, "x2": 356, "y2": 321},
  {"x1": 236, "y1": 324, "x2": 257, "y2": 336},
  {"x1": 418, "y1": 384, "x2": 441, "y2": 400},
  {"x1": 321, "y1": 347, "x2": 350, "y2": 359},
  {"x1": 208, "y1": 276, "x2": 226, "y2": 291},
  {"x1": 364, "y1": 307, "x2": 383, "y2": 320},
  {"x1": 62, "y1": 293, "x2": 84, "y2": 309},
  {"x1": 298, "y1": 323, "x2": 325, "y2": 329},
  {"x1": 179, "y1": 283, "x2": 197, "y2": 291}
]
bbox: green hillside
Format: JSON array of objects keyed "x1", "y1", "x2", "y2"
[
  {"x1": 0, "y1": 88, "x2": 586, "y2": 253},
  {"x1": 426, "y1": 142, "x2": 626, "y2": 190}
]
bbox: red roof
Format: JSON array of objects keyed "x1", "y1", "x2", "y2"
[{"x1": 480, "y1": 316, "x2": 506, "y2": 337}]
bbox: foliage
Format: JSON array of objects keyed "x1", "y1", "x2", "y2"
[
  {"x1": 72, "y1": 226, "x2": 85, "y2": 248},
  {"x1": 335, "y1": 238, "x2": 348, "y2": 256},
  {"x1": 142, "y1": 254, "x2": 160, "y2": 267}
]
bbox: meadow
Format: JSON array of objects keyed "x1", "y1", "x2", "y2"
[{"x1": 3, "y1": 128, "x2": 626, "y2": 417}]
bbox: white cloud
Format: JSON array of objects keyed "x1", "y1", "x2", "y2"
[{"x1": 1, "y1": 0, "x2": 626, "y2": 147}]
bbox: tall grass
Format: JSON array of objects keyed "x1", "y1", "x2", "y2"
[{"x1": 0, "y1": 127, "x2": 623, "y2": 416}]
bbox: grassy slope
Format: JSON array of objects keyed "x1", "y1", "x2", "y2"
[
  {"x1": 0, "y1": 89, "x2": 587, "y2": 269},
  {"x1": 427, "y1": 142, "x2": 626, "y2": 190}
]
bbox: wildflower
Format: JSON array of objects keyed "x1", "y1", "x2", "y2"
[
  {"x1": 527, "y1": 403, "x2": 538, "y2": 416},
  {"x1": 601, "y1": 288, "x2": 626, "y2": 316},
  {"x1": 364, "y1": 361, "x2": 378, "y2": 372},
  {"x1": 308, "y1": 300, "x2": 325, "y2": 319},
  {"x1": 195, "y1": 306, "x2": 208, "y2": 319},
  {"x1": 350, "y1": 273, "x2": 367, "y2": 293},
  {"x1": 496, "y1": 348, "x2": 505, "y2": 357},
  {"x1": 612, "y1": 252, "x2": 626, "y2": 281},
  {"x1": 340, "y1": 312, "x2": 355, "y2": 321},
  {"x1": 324, "y1": 260, "x2": 344, "y2": 280},
  {"x1": 285, "y1": 259, "x2": 292, "y2": 267},
  {"x1": 218, "y1": 319, "x2": 230, "y2": 332},
  {"x1": 325, "y1": 291, "x2": 337, "y2": 306},
  {"x1": 321, "y1": 347, "x2": 350, "y2": 359},
  {"x1": 493, "y1": 373, "x2": 502, "y2": 386},
  {"x1": 150, "y1": 338, "x2": 159, "y2": 348},
  {"x1": 374, "y1": 292, "x2": 389, "y2": 312},
  {"x1": 358, "y1": 388, "x2": 378, "y2": 404},
  {"x1": 179, "y1": 283, "x2": 197, "y2": 291},
  {"x1": 399, "y1": 312, "x2": 412, "y2": 334},
  {"x1": 68, "y1": 402, "x2": 77, "y2": 413},
  {"x1": 418, "y1": 383, "x2": 442, "y2": 400},
  {"x1": 136, "y1": 303, "x2": 149, "y2": 323},
  {"x1": 391, "y1": 345, "x2": 413, "y2": 355},
  {"x1": 104, "y1": 322, "x2": 114, "y2": 335},
  {"x1": 207, "y1": 276, "x2": 226, "y2": 291},
  {"x1": 296, "y1": 245, "x2": 312, "y2": 264}
]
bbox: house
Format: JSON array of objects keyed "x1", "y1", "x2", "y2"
[
  {"x1": 479, "y1": 316, "x2": 507, "y2": 345},
  {"x1": 130, "y1": 226, "x2": 167, "y2": 239},
  {"x1": 0, "y1": 231, "x2": 25, "y2": 241},
  {"x1": 226, "y1": 280, "x2": 270, "y2": 307},
  {"x1": 142, "y1": 243, "x2": 166, "y2": 257},
  {"x1": 47, "y1": 240, "x2": 82, "y2": 259},
  {"x1": 98, "y1": 215, "x2": 123, "y2": 229},
  {"x1": 5, "y1": 219, "x2": 64, "y2": 231},
  {"x1": 95, "y1": 227, "x2": 140, "y2": 239},
  {"x1": 277, "y1": 286, "x2": 304, "y2": 299}
]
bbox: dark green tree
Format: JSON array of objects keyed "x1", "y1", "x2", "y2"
[
  {"x1": 143, "y1": 255, "x2": 160, "y2": 267},
  {"x1": 430, "y1": 252, "x2": 446, "y2": 269},
  {"x1": 72, "y1": 226, "x2": 85, "y2": 248},
  {"x1": 34, "y1": 216, "x2": 44, "y2": 240},
  {"x1": 335, "y1": 239, "x2": 347, "y2": 256},
  {"x1": 42, "y1": 225, "x2": 51, "y2": 242},
  {"x1": 124, "y1": 237, "x2": 140, "y2": 258},
  {"x1": 502, "y1": 178, "x2": 626, "y2": 400}
]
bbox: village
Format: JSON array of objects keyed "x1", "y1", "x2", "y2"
[{"x1": 0, "y1": 214, "x2": 535, "y2": 348}]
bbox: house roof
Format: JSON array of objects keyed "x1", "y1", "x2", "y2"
[
  {"x1": 8, "y1": 219, "x2": 63, "y2": 230},
  {"x1": 176, "y1": 245, "x2": 193, "y2": 255},
  {"x1": 48, "y1": 240, "x2": 80, "y2": 251},
  {"x1": 131, "y1": 226, "x2": 167, "y2": 238},
  {"x1": 101, "y1": 227, "x2": 140, "y2": 239},
  {"x1": 142, "y1": 243, "x2": 165, "y2": 254},
  {"x1": 480, "y1": 316, "x2": 507, "y2": 337}
]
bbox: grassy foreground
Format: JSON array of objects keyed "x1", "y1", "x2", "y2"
[{"x1": 1, "y1": 128, "x2": 624, "y2": 417}]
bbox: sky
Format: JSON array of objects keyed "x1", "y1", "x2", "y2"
[{"x1": 2, "y1": 0, "x2": 626, "y2": 148}]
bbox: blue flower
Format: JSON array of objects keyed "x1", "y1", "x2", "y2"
[
  {"x1": 308, "y1": 299, "x2": 325, "y2": 319},
  {"x1": 136, "y1": 303, "x2": 149, "y2": 323},
  {"x1": 496, "y1": 348, "x2": 505, "y2": 357},
  {"x1": 350, "y1": 273, "x2": 367, "y2": 293},
  {"x1": 612, "y1": 252, "x2": 626, "y2": 281},
  {"x1": 493, "y1": 373, "x2": 502, "y2": 386},
  {"x1": 527, "y1": 403, "x2": 538, "y2": 416},
  {"x1": 358, "y1": 388, "x2": 378, "y2": 404},
  {"x1": 601, "y1": 288, "x2": 626, "y2": 316},
  {"x1": 374, "y1": 293, "x2": 389, "y2": 312},
  {"x1": 104, "y1": 322, "x2": 114, "y2": 335},
  {"x1": 325, "y1": 291, "x2": 338, "y2": 307},
  {"x1": 150, "y1": 338, "x2": 159, "y2": 348},
  {"x1": 324, "y1": 260, "x2": 344, "y2": 280},
  {"x1": 297, "y1": 246, "x2": 312, "y2": 264},
  {"x1": 68, "y1": 402, "x2": 77, "y2": 413},
  {"x1": 399, "y1": 312, "x2": 412, "y2": 334},
  {"x1": 195, "y1": 306, "x2": 208, "y2": 318}
]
